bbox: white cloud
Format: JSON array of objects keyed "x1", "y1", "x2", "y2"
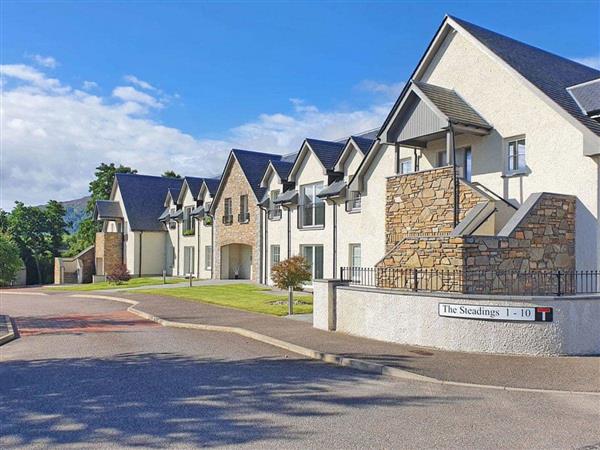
[
  {"x1": 82, "y1": 80, "x2": 98, "y2": 90},
  {"x1": 1, "y1": 65, "x2": 390, "y2": 209},
  {"x1": 355, "y1": 79, "x2": 405, "y2": 99},
  {"x1": 124, "y1": 74, "x2": 156, "y2": 91},
  {"x1": 27, "y1": 54, "x2": 58, "y2": 69},
  {"x1": 572, "y1": 55, "x2": 600, "y2": 70},
  {"x1": 112, "y1": 85, "x2": 163, "y2": 111}
]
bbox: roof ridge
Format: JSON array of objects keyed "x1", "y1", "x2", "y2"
[{"x1": 232, "y1": 148, "x2": 283, "y2": 158}]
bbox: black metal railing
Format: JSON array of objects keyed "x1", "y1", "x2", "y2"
[
  {"x1": 268, "y1": 208, "x2": 282, "y2": 220},
  {"x1": 222, "y1": 214, "x2": 233, "y2": 225},
  {"x1": 238, "y1": 212, "x2": 250, "y2": 223},
  {"x1": 339, "y1": 267, "x2": 600, "y2": 296}
]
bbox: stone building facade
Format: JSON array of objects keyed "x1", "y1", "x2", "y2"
[
  {"x1": 213, "y1": 159, "x2": 260, "y2": 281},
  {"x1": 94, "y1": 232, "x2": 123, "y2": 277},
  {"x1": 384, "y1": 167, "x2": 488, "y2": 250}
]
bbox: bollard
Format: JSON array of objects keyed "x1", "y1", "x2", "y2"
[
  {"x1": 189, "y1": 272, "x2": 193, "y2": 287},
  {"x1": 162, "y1": 270, "x2": 166, "y2": 284},
  {"x1": 288, "y1": 286, "x2": 294, "y2": 315}
]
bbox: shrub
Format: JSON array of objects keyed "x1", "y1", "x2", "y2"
[
  {"x1": 0, "y1": 233, "x2": 23, "y2": 287},
  {"x1": 106, "y1": 264, "x2": 131, "y2": 285},
  {"x1": 271, "y1": 255, "x2": 312, "y2": 291}
]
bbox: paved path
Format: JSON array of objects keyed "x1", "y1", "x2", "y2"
[
  {"x1": 1, "y1": 292, "x2": 599, "y2": 449},
  {"x1": 108, "y1": 290, "x2": 600, "y2": 392}
]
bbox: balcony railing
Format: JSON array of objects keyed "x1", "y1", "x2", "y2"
[
  {"x1": 268, "y1": 208, "x2": 282, "y2": 220},
  {"x1": 345, "y1": 197, "x2": 361, "y2": 212},
  {"x1": 298, "y1": 202, "x2": 325, "y2": 228},
  {"x1": 340, "y1": 267, "x2": 600, "y2": 296},
  {"x1": 238, "y1": 212, "x2": 250, "y2": 223},
  {"x1": 222, "y1": 214, "x2": 233, "y2": 225}
]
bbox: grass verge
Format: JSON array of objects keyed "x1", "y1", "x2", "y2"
[
  {"x1": 134, "y1": 283, "x2": 312, "y2": 316},
  {"x1": 47, "y1": 277, "x2": 188, "y2": 291}
]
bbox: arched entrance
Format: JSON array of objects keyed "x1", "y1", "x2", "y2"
[{"x1": 220, "y1": 244, "x2": 253, "y2": 279}]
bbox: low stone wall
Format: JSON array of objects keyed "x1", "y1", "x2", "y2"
[
  {"x1": 332, "y1": 285, "x2": 600, "y2": 356},
  {"x1": 377, "y1": 193, "x2": 576, "y2": 294}
]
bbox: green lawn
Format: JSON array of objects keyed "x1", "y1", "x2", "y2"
[
  {"x1": 135, "y1": 283, "x2": 313, "y2": 316},
  {"x1": 48, "y1": 277, "x2": 188, "y2": 292}
]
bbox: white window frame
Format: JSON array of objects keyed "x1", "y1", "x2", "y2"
[
  {"x1": 505, "y1": 136, "x2": 527, "y2": 176},
  {"x1": 205, "y1": 245, "x2": 212, "y2": 270},
  {"x1": 183, "y1": 246, "x2": 195, "y2": 276},
  {"x1": 299, "y1": 182, "x2": 325, "y2": 228},
  {"x1": 436, "y1": 150, "x2": 448, "y2": 168},
  {"x1": 183, "y1": 206, "x2": 195, "y2": 234},
  {"x1": 270, "y1": 245, "x2": 281, "y2": 267},
  {"x1": 300, "y1": 244, "x2": 324, "y2": 280},
  {"x1": 399, "y1": 157, "x2": 413, "y2": 174},
  {"x1": 349, "y1": 244, "x2": 361, "y2": 267}
]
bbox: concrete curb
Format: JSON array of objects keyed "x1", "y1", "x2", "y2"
[
  {"x1": 0, "y1": 315, "x2": 17, "y2": 346},
  {"x1": 71, "y1": 294, "x2": 600, "y2": 396},
  {"x1": 1, "y1": 291, "x2": 48, "y2": 296}
]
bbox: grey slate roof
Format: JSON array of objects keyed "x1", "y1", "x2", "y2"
[
  {"x1": 271, "y1": 160, "x2": 294, "y2": 181},
  {"x1": 305, "y1": 139, "x2": 346, "y2": 169},
  {"x1": 190, "y1": 206, "x2": 205, "y2": 217},
  {"x1": 413, "y1": 81, "x2": 492, "y2": 129},
  {"x1": 158, "y1": 207, "x2": 171, "y2": 222},
  {"x1": 204, "y1": 178, "x2": 221, "y2": 195},
  {"x1": 350, "y1": 136, "x2": 375, "y2": 155},
  {"x1": 167, "y1": 187, "x2": 181, "y2": 205},
  {"x1": 317, "y1": 180, "x2": 347, "y2": 198},
  {"x1": 232, "y1": 149, "x2": 284, "y2": 200},
  {"x1": 183, "y1": 176, "x2": 205, "y2": 200},
  {"x1": 94, "y1": 200, "x2": 123, "y2": 220},
  {"x1": 568, "y1": 79, "x2": 600, "y2": 116},
  {"x1": 451, "y1": 16, "x2": 600, "y2": 136},
  {"x1": 274, "y1": 189, "x2": 298, "y2": 204},
  {"x1": 115, "y1": 173, "x2": 183, "y2": 231}
]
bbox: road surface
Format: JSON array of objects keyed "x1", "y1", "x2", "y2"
[{"x1": 1, "y1": 291, "x2": 598, "y2": 449}]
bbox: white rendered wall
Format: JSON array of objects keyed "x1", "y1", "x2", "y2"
[
  {"x1": 264, "y1": 173, "x2": 289, "y2": 285},
  {"x1": 333, "y1": 286, "x2": 600, "y2": 356},
  {"x1": 419, "y1": 30, "x2": 599, "y2": 270}
]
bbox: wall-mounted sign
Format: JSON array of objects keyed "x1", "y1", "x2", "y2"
[{"x1": 438, "y1": 303, "x2": 553, "y2": 322}]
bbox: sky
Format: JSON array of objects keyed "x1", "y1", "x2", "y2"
[{"x1": 1, "y1": 1, "x2": 599, "y2": 209}]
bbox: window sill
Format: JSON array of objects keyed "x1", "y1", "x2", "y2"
[
  {"x1": 298, "y1": 225, "x2": 325, "y2": 231},
  {"x1": 346, "y1": 209, "x2": 361, "y2": 214}
]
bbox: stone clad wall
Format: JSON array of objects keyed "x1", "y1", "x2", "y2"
[
  {"x1": 376, "y1": 193, "x2": 576, "y2": 294},
  {"x1": 95, "y1": 232, "x2": 123, "y2": 276},
  {"x1": 385, "y1": 166, "x2": 487, "y2": 250},
  {"x1": 213, "y1": 159, "x2": 259, "y2": 282}
]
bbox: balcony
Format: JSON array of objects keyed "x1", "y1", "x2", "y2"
[
  {"x1": 238, "y1": 211, "x2": 250, "y2": 223},
  {"x1": 268, "y1": 208, "x2": 282, "y2": 220},
  {"x1": 222, "y1": 214, "x2": 233, "y2": 225},
  {"x1": 298, "y1": 203, "x2": 325, "y2": 229},
  {"x1": 345, "y1": 196, "x2": 361, "y2": 212}
]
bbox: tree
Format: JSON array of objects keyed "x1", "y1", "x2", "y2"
[
  {"x1": 162, "y1": 170, "x2": 181, "y2": 178},
  {"x1": 0, "y1": 233, "x2": 23, "y2": 286},
  {"x1": 271, "y1": 255, "x2": 312, "y2": 315},
  {"x1": 45, "y1": 200, "x2": 68, "y2": 254},
  {"x1": 0, "y1": 209, "x2": 9, "y2": 233},
  {"x1": 67, "y1": 163, "x2": 136, "y2": 255}
]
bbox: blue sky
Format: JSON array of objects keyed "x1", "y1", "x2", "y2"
[{"x1": 1, "y1": 1, "x2": 599, "y2": 207}]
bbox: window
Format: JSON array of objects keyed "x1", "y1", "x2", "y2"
[
  {"x1": 183, "y1": 246, "x2": 195, "y2": 275},
  {"x1": 507, "y1": 138, "x2": 526, "y2": 173},
  {"x1": 349, "y1": 244, "x2": 361, "y2": 267},
  {"x1": 205, "y1": 245, "x2": 212, "y2": 270},
  {"x1": 345, "y1": 191, "x2": 361, "y2": 212},
  {"x1": 238, "y1": 194, "x2": 249, "y2": 223},
  {"x1": 271, "y1": 245, "x2": 281, "y2": 267},
  {"x1": 399, "y1": 158, "x2": 413, "y2": 174},
  {"x1": 299, "y1": 182, "x2": 325, "y2": 228},
  {"x1": 301, "y1": 245, "x2": 324, "y2": 280},
  {"x1": 268, "y1": 190, "x2": 282, "y2": 220},
  {"x1": 436, "y1": 151, "x2": 448, "y2": 167},
  {"x1": 223, "y1": 198, "x2": 233, "y2": 225},
  {"x1": 460, "y1": 147, "x2": 472, "y2": 181},
  {"x1": 183, "y1": 206, "x2": 195, "y2": 235}
]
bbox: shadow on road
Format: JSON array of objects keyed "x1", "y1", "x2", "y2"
[{"x1": 0, "y1": 353, "x2": 466, "y2": 447}]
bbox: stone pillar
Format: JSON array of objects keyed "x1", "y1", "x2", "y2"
[{"x1": 313, "y1": 279, "x2": 350, "y2": 331}]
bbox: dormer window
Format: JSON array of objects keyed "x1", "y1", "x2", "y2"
[
  {"x1": 268, "y1": 190, "x2": 282, "y2": 220},
  {"x1": 345, "y1": 191, "x2": 361, "y2": 213}
]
